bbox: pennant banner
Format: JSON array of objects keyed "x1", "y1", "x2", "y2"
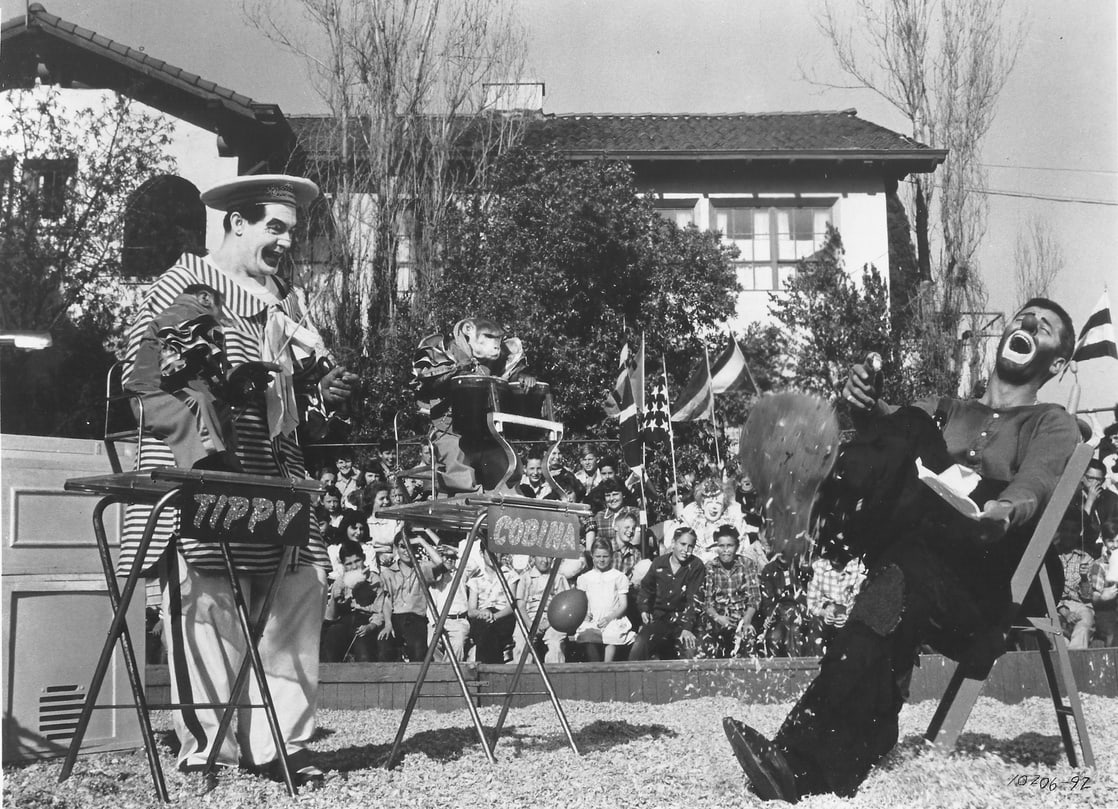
[
  {"x1": 671, "y1": 348, "x2": 713, "y2": 422},
  {"x1": 606, "y1": 339, "x2": 645, "y2": 469},
  {"x1": 1073, "y1": 291, "x2": 1118, "y2": 363},
  {"x1": 710, "y1": 339, "x2": 757, "y2": 394}
]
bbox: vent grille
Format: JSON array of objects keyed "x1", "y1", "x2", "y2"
[{"x1": 39, "y1": 684, "x2": 86, "y2": 741}]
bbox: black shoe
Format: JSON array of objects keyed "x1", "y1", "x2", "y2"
[{"x1": 722, "y1": 717, "x2": 799, "y2": 803}]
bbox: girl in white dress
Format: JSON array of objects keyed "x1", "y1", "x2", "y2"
[{"x1": 574, "y1": 540, "x2": 635, "y2": 661}]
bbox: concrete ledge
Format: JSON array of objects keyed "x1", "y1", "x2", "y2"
[{"x1": 145, "y1": 647, "x2": 1117, "y2": 711}]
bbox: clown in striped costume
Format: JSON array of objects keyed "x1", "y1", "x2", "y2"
[{"x1": 120, "y1": 175, "x2": 356, "y2": 788}]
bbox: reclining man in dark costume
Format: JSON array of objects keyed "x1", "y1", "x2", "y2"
[
  {"x1": 410, "y1": 317, "x2": 534, "y2": 494},
  {"x1": 723, "y1": 298, "x2": 1080, "y2": 802}
]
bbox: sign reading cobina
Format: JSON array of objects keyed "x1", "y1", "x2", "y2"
[
  {"x1": 487, "y1": 504, "x2": 582, "y2": 559},
  {"x1": 179, "y1": 478, "x2": 310, "y2": 546}
]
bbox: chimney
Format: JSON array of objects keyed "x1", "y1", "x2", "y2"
[{"x1": 483, "y1": 82, "x2": 545, "y2": 113}]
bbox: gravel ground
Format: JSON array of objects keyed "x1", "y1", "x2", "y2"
[{"x1": 4, "y1": 695, "x2": 1114, "y2": 809}]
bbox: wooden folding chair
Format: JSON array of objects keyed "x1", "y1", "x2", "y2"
[{"x1": 925, "y1": 443, "x2": 1095, "y2": 767}]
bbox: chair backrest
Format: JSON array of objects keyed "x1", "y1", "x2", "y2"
[
  {"x1": 103, "y1": 360, "x2": 146, "y2": 473},
  {"x1": 1006, "y1": 442, "x2": 1093, "y2": 619}
]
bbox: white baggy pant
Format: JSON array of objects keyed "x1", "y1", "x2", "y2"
[{"x1": 161, "y1": 552, "x2": 327, "y2": 769}]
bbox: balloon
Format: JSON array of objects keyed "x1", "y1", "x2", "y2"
[{"x1": 547, "y1": 588, "x2": 588, "y2": 634}]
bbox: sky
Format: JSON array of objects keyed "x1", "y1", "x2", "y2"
[{"x1": 8, "y1": 0, "x2": 1118, "y2": 414}]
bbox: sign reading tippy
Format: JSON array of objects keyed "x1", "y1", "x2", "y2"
[
  {"x1": 179, "y1": 478, "x2": 310, "y2": 547},
  {"x1": 487, "y1": 504, "x2": 582, "y2": 559}
]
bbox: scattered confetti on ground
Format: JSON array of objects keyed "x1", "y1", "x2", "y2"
[{"x1": 4, "y1": 695, "x2": 1114, "y2": 808}]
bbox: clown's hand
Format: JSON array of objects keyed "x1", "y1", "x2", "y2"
[
  {"x1": 227, "y1": 361, "x2": 281, "y2": 405},
  {"x1": 320, "y1": 364, "x2": 359, "y2": 409}
]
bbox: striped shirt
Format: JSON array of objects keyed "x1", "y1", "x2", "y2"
[{"x1": 118, "y1": 253, "x2": 329, "y2": 575}]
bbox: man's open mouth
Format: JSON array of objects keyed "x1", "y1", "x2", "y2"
[
  {"x1": 262, "y1": 248, "x2": 283, "y2": 267},
  {"x1": 1002, "y1": 330, "x2": 1037, "y2": 365}
]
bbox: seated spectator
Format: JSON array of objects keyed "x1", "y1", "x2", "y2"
[
  {"x1": 515, "y1": 555, "x2": 571, "y2": 663},
  {"x1": 592, "y1": 480, "x2": 629, "y2": 549},
  {"x1": 1056, "y1": 520, "x2": 1095, "y2": 650},
  {"x1": 573, "y1": 540, "x2": 636, "y2": 661},
  {"x1": 379, "y1": 529, "x2": 446, "y2": 661},
  {"x1": 629, "y1": 527, "x2": 705, "y2": 660},
  {"x1": 575, "y1": 447, "x2": 603, "y2": 493},
  {"x1": 427, "y1": 542, "x2": 477, "y2": 661},
  {"x1": 328, "y1": 511, "x2": 370, "y2": 580},
  {"x1": 680, "y1": 477, "x2": 745, "y2": 562},
  {"x1": 322, "y1": 540, "x2": 386, "y2": 662},
  {"x1": 389, "y1": 479, "x2": 411, "y2": 507},
  {"x1": 317, "y1": 485, "x2": 344, "y2": 538},
  {"x1": 701, "y1": 526, "x2": 761, "y2": 658},
  {"x1": 468, "y1": 551, "x2": 520, "y2": 663},
  {"x1": 760, "y1": 552, "x2": 811, "y2": 657},
  {"x1": 1090, "y1": 521, "x2": 1118, "y2": 647},
  {"x1": 613, "y1": 511, "x2": 654, "y2": 631},
  {"x1": 318, "y1": 466, "x2": 338, "y2": 490},
  {"x1": 362, "y1": 467, "x2": 387, "y2": 489},
  {"x1": 367, "y1": 438, "x2": 398, "y2": 483},
  {"x1": 739, "y1": 512, "x2": 771, "y2": 573},
  {"x1": 587, "y1": 457, "x2": 634, "y2": 510},
  {"x1": 365, "y1": 484, "x2": 401, "y2": 551},
  {"x1": 805, "y1": 553, "x2": 867, "y2": 656},
  {"x1": 517, "y1": 453, "x2": 553, "y2": 499},
  {"x1": 334, "y1": 451, "x2": 362, "y2": 502}
]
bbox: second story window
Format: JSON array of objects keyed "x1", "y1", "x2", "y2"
[
  {"x1": 653, "y1": 197, "x2": 698, "y2": 228},
  {"x1": 711, "y1": 199, "x2": 835, "y2": 291}
]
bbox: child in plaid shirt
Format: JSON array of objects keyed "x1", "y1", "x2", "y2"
[{"x1": 701, "y1": 526, "x2": 762, "y2": 658}]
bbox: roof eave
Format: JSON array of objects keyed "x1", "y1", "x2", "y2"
[{"x1": 556, "y1": 148, "x2": 947, "y2": 166}]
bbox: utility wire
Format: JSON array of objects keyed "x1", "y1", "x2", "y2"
[
  {"x1": 979, "y1": 162, "x2": 1118, "y2": 177},
  {"x1": 903, "y1": 178, "x2": 1118, "y2": 207}
]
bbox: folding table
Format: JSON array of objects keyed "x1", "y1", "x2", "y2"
[{"x1": 57, "y1": 468, "x2": 322, "y2": 800}]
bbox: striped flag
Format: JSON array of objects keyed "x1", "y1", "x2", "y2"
[
  {"x1": 644, "y1": 372, "x2": 672, "y2": 445},
  {"x1": 605, "y1": 339, "x2": 645, "y2": 469},
  {"x1": 710, "y1": 338, "x2": 758, "y2": 394},
  {"x1": 1073, "y1": 291, "x2": 1118, "y2": 363},
  {"x1": 671, "y1": 348, "x2": 714, "y2": 422}
]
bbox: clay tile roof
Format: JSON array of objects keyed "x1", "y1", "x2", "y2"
[
  {"x1": 522, "y1": 111, "x2": 941, "y2": 161},
  {"x1": 2, "y1": 4, "x2": 274, "y2": 122}
]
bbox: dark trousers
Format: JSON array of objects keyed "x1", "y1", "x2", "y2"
[
  {"x1": 629, "y1": 619, "x2": 696, "y2": 661},
  {"x1": 321, "y1": 612, "x2": 381, "y2": 662},
  {"x1": 390, "y1": 612, "x2": 430, "y2": 662},
  {"x1": 469, "y1": 612, "x2": 515, "y2": 663},
  {"x1": 771, "y1": 538, "x2": 1000, "y2": 798}
]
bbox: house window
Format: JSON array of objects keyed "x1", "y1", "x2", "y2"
[
  {"x1": 711, "y1": 200, "x2": 835, "y2": 290},
  {"x1": 653, "y1": 197, "x2": 698, "y2": 228},
  {"x1": 23, "y1": 157, "x2": 76, "y2": 219}
]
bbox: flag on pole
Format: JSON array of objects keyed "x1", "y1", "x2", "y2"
[
  {"x1": 605, "y1": 339, "x2": 645, "y2": 470},
  {"x1": 671, "y1": 347, "x2": 714, "y2": 422},
  {"x1": 644, "y1": 372, "x2": 672, "y2": 445},
  {"x1": 1072, "y1": 291, "x2": 1118, "y2": 363},
  {"x1": 710, "y1": 338, "x2": 758, "y2": 394}
]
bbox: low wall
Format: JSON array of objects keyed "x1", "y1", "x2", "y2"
[{"x1": 145, "y1": 647, "x2": 1118, "y2": 712}]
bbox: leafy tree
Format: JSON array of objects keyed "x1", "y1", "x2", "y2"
[
  {"x1": 769, "y1": 226, "x2": 892, "y2": 399},
  {"x1": 771, "y1": 224, "x2": 958, "y2": 422},
  {"x1": 0, "y1": 85, "x2": 176, "y2": 436},
  {"x1": 428, "y1": 149, "x2": 740, "y2": 446}
]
